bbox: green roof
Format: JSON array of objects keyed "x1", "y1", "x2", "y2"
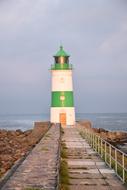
[{"x1": 54, "y1": 46, "x2": 70, "y2": 57}]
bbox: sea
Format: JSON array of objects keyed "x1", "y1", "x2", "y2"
[{"x1": 0, "y1": 113, "x2": 127, "y2": 132}]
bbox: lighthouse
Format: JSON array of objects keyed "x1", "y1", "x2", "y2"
[{"x1": 50, "y1": 46, "x2": 75, "y2": 126}]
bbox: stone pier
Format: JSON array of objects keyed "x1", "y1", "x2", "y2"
[
  {"x1": 62, "y1": 127, "x2": 127, "y2": 190},
  {"x1": 1, "y1": 123, "x2": 127, "y2": 190},
  {"x1": 1, "y1": 124, "x2": 60, "y2": 190}
]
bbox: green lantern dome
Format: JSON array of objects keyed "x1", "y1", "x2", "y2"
[
  {"x1": 51, "y1": 46, "x2": 72, "y2": 70},
  {"x1": 54, "y1": 46, "x2": 70, "y2": 57}
]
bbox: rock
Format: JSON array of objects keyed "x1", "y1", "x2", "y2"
[
  {"x1": 23, "y1": 130, "x2": 32, "y2": 136},
  {"x1": 99, "y1": 128, "x2": 107, "y2": 133},
  {"x1": 0, "y1": 168, "x2": 6, "y2": 174},
  {"x1": 78, "y1": 120, "x2": 92, "y2": 130},
  {"x1": 16, "y1": 129, "x2": 23, "y2": 135},
  {"x1": 92, "y1": 128, "x2": 99, "y2": 133}
]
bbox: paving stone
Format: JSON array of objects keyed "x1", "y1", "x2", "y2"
[
  {"x1": 69, "y1": 178, "x2": 107, "y2": 185},
  {"x1": 69, "y1": 173, "x2": 103, "y2": 179},
  {"x1": 106, "y1": 178, "x2": 126, "y2": 186},
  {"x1": 69, "y1": 184, "x2": 110, "y2": 190},
  {"x1": 110, "y1": 186, "x2": 127, "y2": 190},
  {"x1": 99, "y1": 168, "x2": 115, "y2": 173}
]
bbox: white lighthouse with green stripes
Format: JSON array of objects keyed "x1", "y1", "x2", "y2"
[{"x1": 50, "y1": 46, "x2": 75, "y2": 126}]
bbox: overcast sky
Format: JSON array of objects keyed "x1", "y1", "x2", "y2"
[{"x1": 0, "y1": 0, "x2": 127, "y2": 114}]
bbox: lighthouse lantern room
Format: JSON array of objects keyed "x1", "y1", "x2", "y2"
[{"x1": 50, "y1": 46, "x2": 75, "y2": 126}]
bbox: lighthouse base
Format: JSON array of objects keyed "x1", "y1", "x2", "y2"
[{"x1": 50, "y1": 107, "x2": 75, "y2": 126}]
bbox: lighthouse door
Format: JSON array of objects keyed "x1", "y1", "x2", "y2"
[{"x1": 59, "y1": 113, "x2": 66, "y2": 126}]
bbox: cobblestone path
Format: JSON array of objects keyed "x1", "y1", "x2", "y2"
[
  {"x1": 63, "y1": 127, "x2": 127, "y2": 190},
  {"x1": 1, "y1": 125, "x2": 60, "y2": 190}
]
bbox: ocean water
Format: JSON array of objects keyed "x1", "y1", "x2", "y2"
[
  {"x1": 0, "y1": 113, "x2": 127, "y2": 131},
  {"x1": 0, "y1": 114, "x2": 49, "y2": 131},
  {"x1": 76, "y1": 113, "x2": 127, "y2": 132}
]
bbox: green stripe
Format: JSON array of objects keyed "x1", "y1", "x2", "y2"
[
  {"x1": 51, "y1": 91, "x2": 74, "y2": 107},
  {"x1": 51, "y1": 63, "x2": 72, "y2": 70}
]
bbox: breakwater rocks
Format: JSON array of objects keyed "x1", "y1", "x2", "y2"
[
  {"x1": 78, "y1": 120, "x2": 127, "y2": 152},
  {"x1": 0, "y1": 122, "x2": 49, "y2": 178}
]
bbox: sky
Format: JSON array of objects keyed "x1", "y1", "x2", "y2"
[{"x1": 0, "y1": 0, "x2": 127, "y2": 114}]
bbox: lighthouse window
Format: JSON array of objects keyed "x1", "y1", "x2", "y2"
[
  {"x1": 54, "y1": 56, "x2": 69, "y2": 64},
  {"x1": 58, "y1": 56, "x2": 65, "y2": 64},
  {"x1": 66, "y1": 57, "x2": 69, "y2": 63},
  {"x1": 55, "y1": 57, "x2": 59, "y2": 63}
]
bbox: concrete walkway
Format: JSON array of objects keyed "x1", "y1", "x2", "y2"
[
  {"x1": 63, "y1": 127, "x2": 127, "y2": 190},
  {"x1": 1, "y1": 125, "x2": 60, "y2": 190}
]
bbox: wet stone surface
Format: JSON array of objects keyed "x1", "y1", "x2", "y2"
[
  {"x1": 62, "y1": 126, "x2": 127, "y2": 190},
  {"x1": 1, "y1": 125, "x2": 60, "y2": 190}
]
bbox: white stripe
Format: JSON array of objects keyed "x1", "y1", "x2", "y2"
[
  {"x1": 50, "y1": 107, "x2": 75, "y2": 125},
  {"x1": 51, "y1": 70, "x2": 73, "y2": 91}
]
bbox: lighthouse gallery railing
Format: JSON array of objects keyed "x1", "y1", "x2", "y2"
[{"x1": 51, "y1": 64, "x2": 73, "y2": 70}]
